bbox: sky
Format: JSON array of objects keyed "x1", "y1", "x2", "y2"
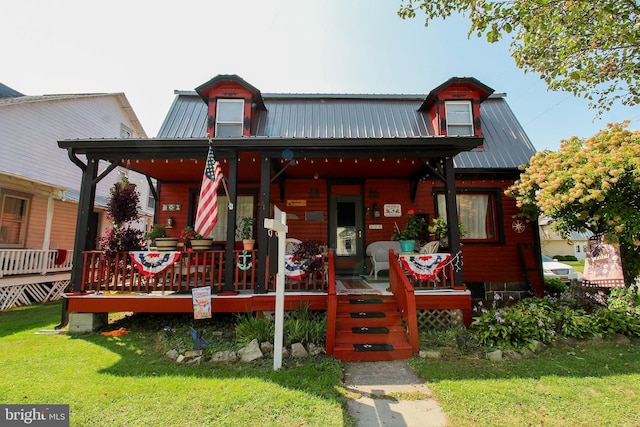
[{"x1": 2, "y1": 0, "x2": 638, "y2": 152}]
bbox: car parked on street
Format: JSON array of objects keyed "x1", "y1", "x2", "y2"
[{"x1": 542, "y1": 254, "x2": 579, "y2": 283}]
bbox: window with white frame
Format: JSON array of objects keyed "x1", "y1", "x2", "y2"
[
  {"x1": 205, "y1": 195, "x2": 255, "y2": 241},
  {"x1": 216, "y1": 99, "x2": 244, "y2": 137},
  {"x1": 436, "y1": 192, "x2": 497, "y2": 241},
  {"x1": 0, "y1": 191, "x2": 30, "y2": 247},
  {"x1": 445, "y1": 101, "x2": 473, "y2": 136}
]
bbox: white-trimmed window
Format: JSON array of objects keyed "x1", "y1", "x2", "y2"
[
  {"x1": 216, "y1": 99, "x2": 244, "y2": 137},
  {"x1": 207, "y1": 195, "x2": 255, "y2": 241},
  {"x1": 445, "y1": 101, "x2": 473, "y2": 136},
  {"x1": 0, "y1": 191, "x2": 30, "y2": 247},
  {"x1": 436, "y1": 192, "x2": 497, "y2": 241}
]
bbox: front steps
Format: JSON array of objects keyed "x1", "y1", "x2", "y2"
[{"x1": 332, "y1": 295, "x2": 413, "y2": 361}]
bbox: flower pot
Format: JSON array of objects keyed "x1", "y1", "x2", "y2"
[
  {"x1": 190, "y1": 238, "x2": 213, "y2": 251},
  {"x1": 399, "y1": 240, "x2": 416, "y2": 253},
  {"x1": 154, "y1": 237, "x2": 179, "y2": 251},
  {"x1": 242, "y1": 239, "x2": 255, "y2": 251}
]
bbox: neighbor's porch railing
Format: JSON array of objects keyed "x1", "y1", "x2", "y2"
[
  {"x1": 0, "y1": 249, "x2": 74, "y2": 311},
  {"x1": 0, "y1": 249, "x2": 74, "y2": 278},
  {"x1": 77, "y1": 250, "x2": 329, "y2": 294}
]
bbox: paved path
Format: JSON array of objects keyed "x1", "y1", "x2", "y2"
[{"x1": 343, "y1": 360, "x2": 447, "y2": 427}]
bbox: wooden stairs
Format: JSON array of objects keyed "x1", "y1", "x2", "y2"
[{"x1": 332, "y1": 294, "x2": 414, "y2": 361}]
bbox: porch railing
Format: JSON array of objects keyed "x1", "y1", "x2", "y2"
[
  {"x1": 389, "y1": 249, "x2": 420, "y2": 353},
  {"x1": 77, "y1": 250, "x2": 329, "y2": 294},
  {"x1": 0, "y1": 249, "x2": 74, "y2": 278}
]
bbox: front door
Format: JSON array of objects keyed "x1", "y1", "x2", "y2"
[{"x1": 329, "y1": 194, "x2": 364, "y2": 275}]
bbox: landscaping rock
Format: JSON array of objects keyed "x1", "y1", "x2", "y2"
[
  {"x1": 419, "y1": 350, "x2": 442, "y2": 359},
  {"x1": 486, "y1": 349, "x2": 503, "y2": 361},
  {"x1": 291, "y1": 342, "x2": 308, "y2": 358},
  {"x1": 238, "y1": 339, "x2": 263, "y2": 362},
  {"x1": 210, "y1": 350, "x2": 237, "y2": 364},
  {"x1": 165, "y1": 349, "x2": 179, "y2": 360},
  {"x1": 504, "y1": 349, "x2": 523, "y2": 360},
  {"x1": 260, "y1": 342, "x2": 274, "y2": 354},
  {"x1": 176, "y1": 354, "x2": 186, "y2": 364},
  {"x1": 282, "y1": 348, "x2": 290, "y2": 359},
  {"x1": 307, "y1": 343, "x2": 324, "y2": 356},
  {"x1": 521, "y1": 347, "x2": 534, "y2": 357},
  {"x1": 610, "y1": 333, "x2": 631, "y2": 344},
  {"x1": 185, "y1": 350, "x2": 203, "y2": 358},
  {"x1": 186, "y1": 356, "x2": 203, "y2": 365}
]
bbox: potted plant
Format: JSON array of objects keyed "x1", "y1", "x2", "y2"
[
  {"x1": 391, "y1": 209, "x2": 425, "y2": 252},
  {"x1": 236, "y1": 217, "x2": 257, "y2": 250},
  {"x1": 146, "y1": 224, "x2": 178, "y2": 250},
  {"x1": 428, "y1": 217, "x2": 466, "y2": 247},
  {"x1": 181, "y1": 225, "x2": 212, "y2": 251},
  {"x1": 100, "y1": 178, "x2": 146, "y2": 256},
  {"x1": 291, "y1": 240, "x2": 323, "y2": 274}
]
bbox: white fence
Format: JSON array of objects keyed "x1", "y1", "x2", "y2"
[
  {"x1": 0, "y1": 249, "x2": 73, "y2": 311},
  {"x1": 0, "y1": 249, "x2": 73, "y2": 278}
]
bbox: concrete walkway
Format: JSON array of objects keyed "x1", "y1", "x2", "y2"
[{"x1": 343, "y1": 360, "x2": 447, "y2": 427}]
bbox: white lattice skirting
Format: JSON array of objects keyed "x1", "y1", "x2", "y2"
[{"x1": 0, "y1": 274, "x2": 70, "y2": 311}]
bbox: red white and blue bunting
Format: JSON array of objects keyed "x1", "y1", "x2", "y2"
[
  {"x1": 399, "y1": 253, "x2": 452, "y2": 280},
  {"x1": 129, "y1": 251, "x2": 182, "y2": 277}
]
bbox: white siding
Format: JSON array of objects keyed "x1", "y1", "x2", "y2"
[{"x1": 0, "y1": 95, "x2": 147, "y2": 206}]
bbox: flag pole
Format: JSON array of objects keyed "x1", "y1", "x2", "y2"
[{"x1": 207, "y1": 133, "x2": 231, "y2": 209}]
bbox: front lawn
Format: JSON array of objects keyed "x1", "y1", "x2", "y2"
[
  {"x1": 0, "y1": 302, "x2": 349, "y2": 427},
  {"x1": 410, "y1": 340, "x2": 640, "y2": 426}
]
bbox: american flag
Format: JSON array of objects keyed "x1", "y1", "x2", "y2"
[{"x1": 194, "y1": 144, "x2": 223, "y2": 237}]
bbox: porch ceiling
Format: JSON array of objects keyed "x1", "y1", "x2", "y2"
[{"x1": 58, "y1": 136, "x2": 483, "y2": 183}]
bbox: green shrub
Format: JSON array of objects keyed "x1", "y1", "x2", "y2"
[
  {"x1": 544, "y1": 277, "x2": 568, "y2": 295},
  {"x1": 235, "y1": 306, "x2": 326, "y2": 348},
  {"x1": 235, "y1": 313, "x2": 274, "y2": 346},
  {"x1": 564, "y1": 255, "x2": 578, "y2": 261},
  {"x1": 551, "y1": 306, "x2": 593, "y2": 339},
  {"x1": 471, "y1": 298, "x2": 557, "y2": 350},
  {"x1": 591, "y1": 308, "x2": 640, "y2": 337}
]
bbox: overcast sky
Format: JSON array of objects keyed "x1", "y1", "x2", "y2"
[{"x1": 2, "y1": 0, "x2": 638, "y2": 151}]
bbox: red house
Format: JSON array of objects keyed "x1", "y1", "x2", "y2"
[{"x1": 58, "y1": 75, "x2": 543, "y2": 361}]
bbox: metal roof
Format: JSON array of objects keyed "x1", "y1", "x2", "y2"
[{"x1": 157, "y1": 91, "x2": 536, "y2": 169}]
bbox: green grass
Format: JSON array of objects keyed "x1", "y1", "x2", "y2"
[
  {"x1": 565, "y1": 259, "x2": 585, "y2": 273},
  {"x1": 409, "y1": 340, "x2": 640, "y2": 426},
  {"x1": 4, "y1": 302, "x2": 640, "y2": 426},
  {"x1": 0, "y1": 302, "x2": 350, "y2": 427}
]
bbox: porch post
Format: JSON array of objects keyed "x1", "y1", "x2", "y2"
[
  {"x1": 223, "y1": 152, "x2": 238, "y2": 293},
  {"x1": 70, "y1": 156, "x2": 98, "y2": 292},
  {"x1": 255, "y1": 154, "x2": 271, "y2": 294},
  {"x1": 442, "y1": 156, "x2": 463, "y2": 286}
]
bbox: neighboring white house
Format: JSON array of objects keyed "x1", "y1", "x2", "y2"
[
  {"x1": 539, "y1": 217, "x2": 593, "y2": 260},
  {"x1": 0, "y1": 83, "x2": 154, "y2": 310}
]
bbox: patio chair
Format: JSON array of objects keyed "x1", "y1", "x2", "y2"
[
  {"x1": 419, "y1": 241, "x2": 441, "y2": 254},
  {"x1": 285, "y1": 238, "x2": 301, "y2": 255},
  {"x1": 366, "y1": 241, "x2": 401, "y2": 280}
]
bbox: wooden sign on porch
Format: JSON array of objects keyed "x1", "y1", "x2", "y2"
[{"x1": 286, "y1": 200, "x2": 307, "y2": 207}]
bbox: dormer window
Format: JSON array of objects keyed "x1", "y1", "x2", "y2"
[
  {"x1": 445, "y1": 101, "x2": 473, "y2": 136},
  {"x1": 216, "y1": 99, "x2": 244, "y2": 137}
]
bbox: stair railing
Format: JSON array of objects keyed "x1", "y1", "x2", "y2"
[
  {"x1": 324, "y1": 250, "x2": 337, "y2": 356},
  {"x1": 388, "y1": 249, "x2": 420, "y2": 353}
]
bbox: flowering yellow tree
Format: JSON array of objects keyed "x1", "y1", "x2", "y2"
[{"x1": 506, "y1": 122, "x2": 640, "y2": 285}]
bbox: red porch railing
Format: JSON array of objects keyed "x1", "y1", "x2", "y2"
[
  {"x1": 78, "y1": 250, "x2": 329, "y2": 294},
  {"x1": 388, "y1": 249, "x2": 420, "y2": 353},
  {"x1": 324, "y1": 250, "x2": 337, "y2": 356}
]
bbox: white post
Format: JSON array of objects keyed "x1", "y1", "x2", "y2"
[{"x1": 263, "y1": 205, "x2": 288, "y2": 371}]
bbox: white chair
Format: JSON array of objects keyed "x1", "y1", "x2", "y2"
[
  {"x1": 366, "y1": 241, "x2": 401, "y2": 280},
  {"x1": 419, "y1": 241, "x2": 441, "y2": 254},
  {"x1": 285, "y1": 238, "x2": 302, "y2": 255}
]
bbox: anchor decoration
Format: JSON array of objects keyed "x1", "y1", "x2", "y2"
[{"x1": 238, "y1": 250, "x2": 253, "y2": 271}]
